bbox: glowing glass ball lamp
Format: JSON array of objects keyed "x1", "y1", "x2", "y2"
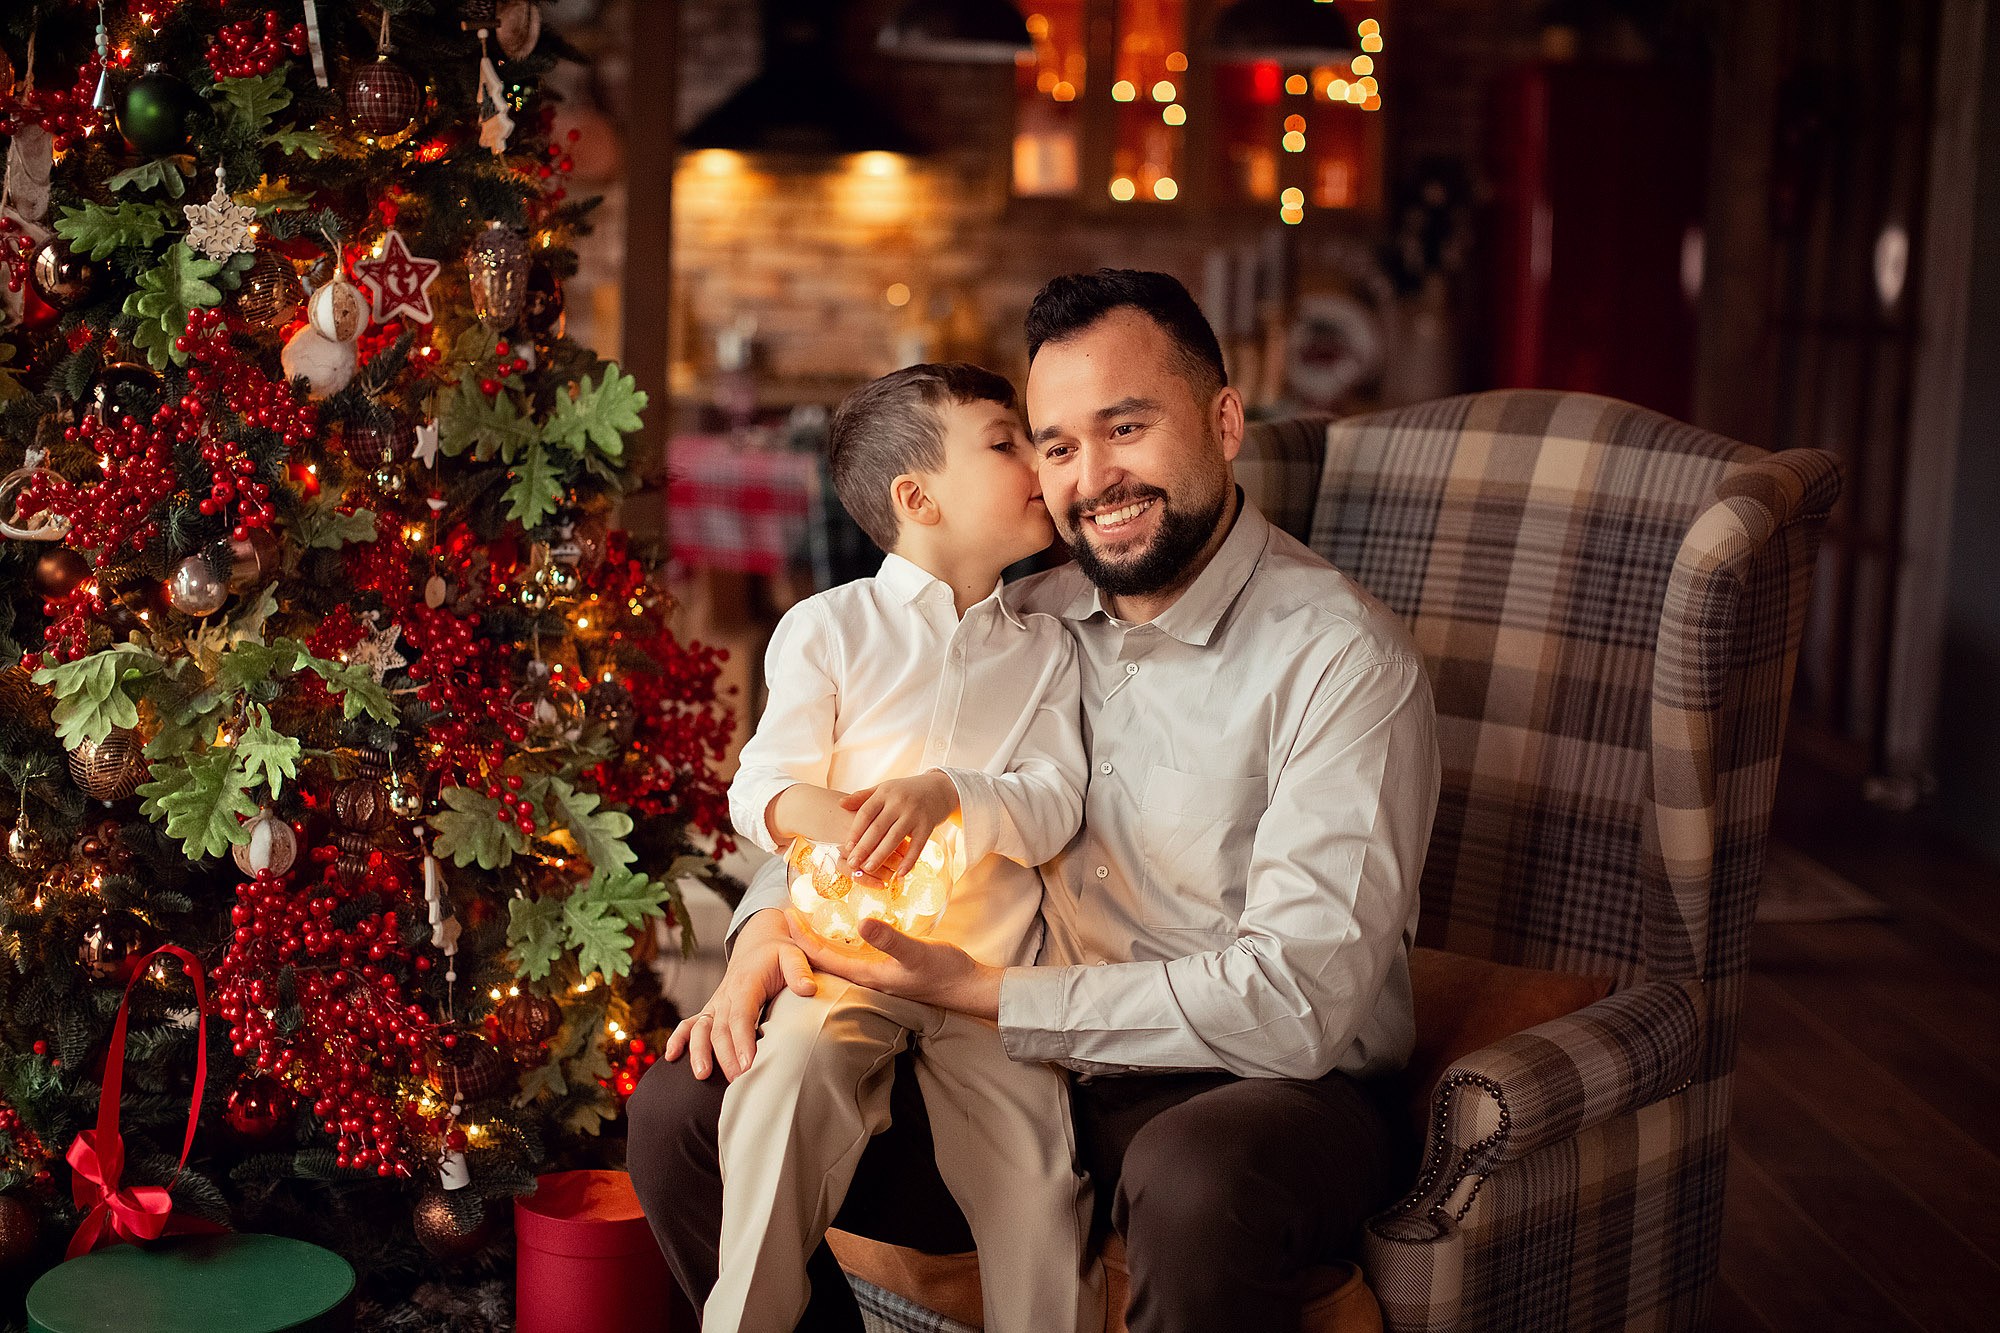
[{"x1": 786, "y1": 825, "x2": 964, "y2": 943}]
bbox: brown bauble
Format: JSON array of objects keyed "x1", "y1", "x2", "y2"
[
  {"x1": 0, "y1": 664, "x2": 54, "y2": 730},
  {"x1": 78, "y1": 910, "x2": 152, "y2": 983},
  {"x1": 29, "y1": 236, "x2": 101, "y2": 309},
  {"x1": 34, "y1": 547, "x2": 90, "y2": 599},
  {"x1": 330, "y1": 774, "x2": 393, "y2": 834},
  {"x1": 0, "y1": 1194, "x2": 39, "y2": 1269},
  {"x1": 68, "y1": 728, "x2": 150, "y2": 802},
  {"x1": 428, "y1": 1032, "x2": 512, "y2": 1102},
  {"x1": 234, "y1": 248, "x2": 301, "y2": 330},
  {"x1": 585, "y1": 679, "x2": 638, "y2": 747},
  {"x1": 411, "y1": 1187, "x2": 500, "y2": 1261},
  {"x1": 493, "y1": 992, "x2": 562, "y2": 1047},
  {"x1": 227, "y1": 528, "x2": 282, "y2": 591},
  {"x1": 344, "y1": 58, "x2": 423, "y2": 141}
]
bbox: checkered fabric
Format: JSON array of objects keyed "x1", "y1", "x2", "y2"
[
  {"x1": 1300, "y1": 391, "x2": 1839, "y2": 1332},
  {"x1": 1237, "y1": 413, "x2": 1336, "y2": 542},
  {"x1": 665, "y1": 434, "x2": 818, "y2": 575},
  {"x1": 837, "y1": 394, "x2": 1838, "y2": 1333}
]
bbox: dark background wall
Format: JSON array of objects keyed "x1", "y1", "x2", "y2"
[{"x1": 1934, "y1": 7, "x2": 2000, "y2": 861}]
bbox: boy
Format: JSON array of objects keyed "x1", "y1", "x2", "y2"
[{"x1": 702, "y1": 363, "x2": 1102, "y2": 1333}]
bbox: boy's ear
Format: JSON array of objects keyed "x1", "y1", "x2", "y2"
[{"x1": 890, "y1": 473, "x2": 941, "y2": 528}]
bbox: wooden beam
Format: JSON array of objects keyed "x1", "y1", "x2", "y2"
[{"x1": 618, "y1": 0, "x2": 679, "y2": 547}]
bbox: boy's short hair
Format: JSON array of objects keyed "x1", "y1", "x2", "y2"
[
  {"x1": 828, "y1": 361, "x2": 1017, "y2": 551},
  {"x1": 1025, "y1": 268, "x2": 1228, "y2": 404}
]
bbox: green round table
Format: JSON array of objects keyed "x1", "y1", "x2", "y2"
[{"x1": 26, "y1": 1234, "x2": 355, "y2": 1333}]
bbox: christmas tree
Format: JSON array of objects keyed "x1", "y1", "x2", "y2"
[{"x1": 0, "y1": 1, "x2": 735, "y2": 1322}]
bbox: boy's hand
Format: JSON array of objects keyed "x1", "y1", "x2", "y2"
[
  {"x1": 661, "y1": 908, "x2": 814, "y2": 1081},
  {"x1": 841, "y1": 771, "x2": 959, "y2": 877}
]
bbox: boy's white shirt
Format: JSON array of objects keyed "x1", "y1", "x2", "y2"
[{"x1": 726, "y1": 552, "x2": 1086, "y2": 969}]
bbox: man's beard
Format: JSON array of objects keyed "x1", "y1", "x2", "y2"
[{"x1": 1064, "y1": 476, "x2": 1228, "y2": 598}]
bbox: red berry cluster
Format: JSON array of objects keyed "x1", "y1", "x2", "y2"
[
  {"x1": 206, "y1": 11, "x2": 312, "y2": 80},
  {"x1": 0, "y1": 55, "x2": 109, "y2": 150},
  {"x1": 602, "y1": 1037, "x2": 656, "y2": 1103},
  {"x1": 574, "y1": 557, "x2": 736, "y2": 849},
  {"x1": 183, "y1": 308, "x2": 315, "y2": 539},
  {"x1": 536, "y1": 131, "x2": 580, "y2": 183},
  {"x1": 30, "y1": 407, "x2": 176, "y2": 555},
  {"x1": 23, "y1": 312, "x2": 315, "y2": 558},
  {"x1": 214, "y1": 865, "x2": 432, "y2": 1177},
  {"x1": 37, "y1": 581, "x2": 103, "y2": 664},
  {"x1": 402, "y1": 604, "x2": 522, "y2": 811},
  {"x1": 0, "y1": 1097, "x2": 53, "y2": 1187},
  {"x1": 0, "y1": 216, "x2": 37, "y2": 299}
]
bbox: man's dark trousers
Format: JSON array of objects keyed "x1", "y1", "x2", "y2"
[{"x1": 626, "y1": 1048, "x2": 1403, "y2": 1332}]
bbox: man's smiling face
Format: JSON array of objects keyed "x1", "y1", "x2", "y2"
[{"x1": 1026, "y1": 307, "x2": 1241, "y2": 599}]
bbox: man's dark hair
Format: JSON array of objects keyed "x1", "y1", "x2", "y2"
[
  {"x1": 1024, "y1": 269, "x2": 1228, "y2": 402},
  {"x1": 827, "y1": 361, "x2": 1017, "y2": 551}
]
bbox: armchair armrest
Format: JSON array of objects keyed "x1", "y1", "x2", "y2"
[{"x1": 1373, "y1": 979, "x2": 1704, "y2": 1240}]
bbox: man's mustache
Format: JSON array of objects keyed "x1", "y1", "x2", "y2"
[{"x1": 1066, "y1": 484, "x2": 1168, "y2": 531}]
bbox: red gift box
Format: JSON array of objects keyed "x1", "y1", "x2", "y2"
[{"x1": 514, "y1": 1169, "x2": 673, "y2": 1333}]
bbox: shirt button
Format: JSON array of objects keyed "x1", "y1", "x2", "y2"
[
  {"x1": 1125, "y1": 662, "x2": 1139, "y2": 675},
  {"x1": 1095, "y1": 866, "x2": 1109, "y2": 879},
  {"x1": 1098, "y1": 762, "x2": 1113, "y2": 775}
]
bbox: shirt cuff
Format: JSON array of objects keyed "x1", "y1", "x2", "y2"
[
  {"x1": 935, "y1": 766, "x2": 999, "y2": 866},
  {"x1": 997, "y1": 965, "x2": 1075, "y2": 1063},
  {"x1": 726, "y1": 775, "x2": 793, "y2": 858},
  {"x1": 723, "y1": 855, "x2": 791, "y2": 957}
]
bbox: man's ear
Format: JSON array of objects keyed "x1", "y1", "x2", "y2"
[
  {"x1": 891, "y1": 473, "x2": 941, "y2": 528},
  {"x1": 1213, "y1": 385, "x2": 1247, "y2": 464}
]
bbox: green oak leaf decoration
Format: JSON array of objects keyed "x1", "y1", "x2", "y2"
[
  {"x1": 542, "y1": 369, "x2": 646, "y2": 463},
  {"x1": 53, "y1": 201, "x2": 174, "y2": 259},
  {"x1": 431, "y1": 785, "x2": 531, "y2": 870},
  {"x1": 136, "y1": 745, "x2": 259, "y2": 860},
  {"x1": 505, "y1": 895, "x2": 567, "y2": 981},
  {"x1": 123, "y1": 242, "x2": 224, "y2": 368},
  {"x1": 31, "y1": 643, "x2": 162, "y2": 748}
]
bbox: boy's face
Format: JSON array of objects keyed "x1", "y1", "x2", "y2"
[{"x1": 914, "y1": 398, "x2": 1052, "y2": 566}]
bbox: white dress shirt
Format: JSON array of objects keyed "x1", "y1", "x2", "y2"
[
  {"x1": 727, "y1": 553, "x2": 1087, "y2": 969},
  {"x1": 996, "y1": 497, "x2": 1439, "y2": 1080}
]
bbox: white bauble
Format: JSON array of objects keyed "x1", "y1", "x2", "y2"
[
  {"x1": 281, "y1": 325, "x2": 358, "y2": 399},
  {"x1": 307, "y1": 274, "x2": 366, "y2": 342}
]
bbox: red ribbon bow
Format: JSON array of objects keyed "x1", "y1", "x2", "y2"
[{"x1": 66, "y1": 944, "x2": 228, "y2": 1259}]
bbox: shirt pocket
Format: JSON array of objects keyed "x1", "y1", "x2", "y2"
[{"x1": 1137, "y1": 766, "x2": 1266, "y2": 933}]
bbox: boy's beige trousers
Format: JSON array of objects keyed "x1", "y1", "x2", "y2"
[{"x1": 704, "y1": 976, "x2": 1103, "y2": 1333}]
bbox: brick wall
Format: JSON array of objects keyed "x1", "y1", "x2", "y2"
[{"x1": 655, "y1": 0, "x2": 1550, "y2": 407}]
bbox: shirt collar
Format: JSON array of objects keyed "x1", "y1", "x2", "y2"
[
  {"x1": 1059, "y1": 489, "x2": 1269, "y2": 647},
  {"x1": 877, "y1": 553, "x2": 1025, "y2": 629}
]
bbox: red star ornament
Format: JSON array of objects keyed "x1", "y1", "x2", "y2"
[{"x1": 352, "y1": 228, "x2": 443, "y2": 325}]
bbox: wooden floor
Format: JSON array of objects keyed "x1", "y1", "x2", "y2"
[{"x1": 1716, "y1": 766, "x2": 2000, "y2": 1332}]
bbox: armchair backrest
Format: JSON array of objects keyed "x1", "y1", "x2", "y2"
[{"x1": 1246, "y1": 392, "x2": 1839, "y2": 997}]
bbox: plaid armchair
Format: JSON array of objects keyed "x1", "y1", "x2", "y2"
[{"x1": 1249, "y1": 390, "x2": 1840, "y2": 1332}]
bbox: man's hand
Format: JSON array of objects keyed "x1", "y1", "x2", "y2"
[
  {"x1": 661, "y1": 908, "x2": 815, "y2": 1081},
  {"x1": 786, "y1": 910, "x2": 1002, "y2": 1021},
  {"x1": 841, "y1": 771, "x2": 959, "y2": 877}
]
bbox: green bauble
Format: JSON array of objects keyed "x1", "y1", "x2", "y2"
[{"x1": 118, "y1": 65, "x2": 197, "y2": 157}]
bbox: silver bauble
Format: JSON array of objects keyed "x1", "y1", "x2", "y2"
[
  {"x1": 541, "y1": 563, "x2": 581, "y2": 597},
  {"x1": 6, "y1": 823, "x2": 48, "y2": 868},
  {"x1": 167, "y1": 555, "x2": 230, "y2": 616},
  {"x1": 388, "y1": 775, "x2": 425, "y2": 819}
]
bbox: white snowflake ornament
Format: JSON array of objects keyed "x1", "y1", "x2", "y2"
[{"x1": 184, "y1": 165, "x2": 257, "y2": 261}]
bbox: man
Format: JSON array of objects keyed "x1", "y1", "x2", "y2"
[{"x1": 628, "y1": 269, "x2": 1440, "y2": 1331}]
